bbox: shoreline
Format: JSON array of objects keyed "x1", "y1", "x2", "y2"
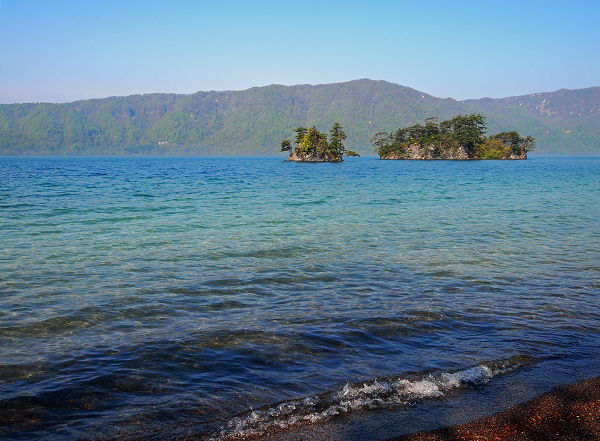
[{"x1": 387, "y1": 376, "x2": 600, "y2": 441}]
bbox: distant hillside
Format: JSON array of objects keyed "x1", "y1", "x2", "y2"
[
  {"x1": 463, "y1": 87, "x2": 600, "y2": 154},
  {"x1": 1, "y1": 80, "x2": 598, "y2": 156}
]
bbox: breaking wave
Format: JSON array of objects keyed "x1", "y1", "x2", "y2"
[{"x1": 211, "y1": 355, "x2": 531, "y2": 440}]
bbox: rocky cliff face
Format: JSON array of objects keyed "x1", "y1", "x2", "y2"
[
  {"x1": 286, "y1": 152, "x2": 343, "y2": 162},
  {"x1": 381, "y1": 144, "x2": 527, "y2": 160},
  {"x1": 503, "y1": 151, "x2": 527, "y2": 160},
  {"x1": 381, "y1": 145, "x2": 468, "y2": 160}
]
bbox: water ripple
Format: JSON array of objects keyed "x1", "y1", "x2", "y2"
[{"x1": 0, "y1": 156, "x2": 599, "y2": 440}]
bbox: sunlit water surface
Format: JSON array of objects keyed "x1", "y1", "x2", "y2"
[{"x1": 1, "y1": 156, "x2": 599, "y2": 440}]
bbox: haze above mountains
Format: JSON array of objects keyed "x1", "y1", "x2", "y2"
[{"x1": 1, "y1": 79, "x2": 598, "y2": 156}]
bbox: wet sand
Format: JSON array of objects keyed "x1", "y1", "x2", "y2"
[{"x1": 388, "y1": 377, "x2": 600, "y2": 441}]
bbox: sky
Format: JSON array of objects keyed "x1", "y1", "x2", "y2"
[{"x1": 1, "y1": 0, "x2": 599, "y2": 104}]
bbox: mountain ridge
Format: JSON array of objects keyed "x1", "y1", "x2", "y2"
[{"x1": 1, "y1": 80, "x2": 598, "y2": 156}]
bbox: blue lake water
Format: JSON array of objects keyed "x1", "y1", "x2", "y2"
[{"x1": 1, "y1": 156, "x2": 599, "y2": 440}]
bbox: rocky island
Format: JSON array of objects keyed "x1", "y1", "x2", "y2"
[
  {"x1": 281, "y1": 123, "x2": 360, "y2": 162},
  {"x1": 372, "y1": 114, "x2": 535, "y2": 160}
]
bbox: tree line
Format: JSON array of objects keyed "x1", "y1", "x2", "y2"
[
  {"x1": 4, "y1": 80, "x2": 595, "y2": 157},
  {"x1": 371, "y1": 114, "x2": 535, "y2": 159}
]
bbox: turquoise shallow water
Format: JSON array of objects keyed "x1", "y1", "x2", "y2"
[{"x1": 1, "y1": 156, "x2": 599, "y2": 440}]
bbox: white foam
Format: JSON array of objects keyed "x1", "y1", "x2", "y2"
[
  {"x1": 211, "y1": 357, "x2": 528, "y2": 440},
  {"x1": 439, "y1": 365, "x2": 494, "y2": 388},
  {"x1": 396, "y1": 378, "x2": 444, "y2": 398}
]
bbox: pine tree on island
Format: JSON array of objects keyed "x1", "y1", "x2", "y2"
[
  {"x1": 281, "y1": 123, "x2": 360, "y2": 162},
  {"x1": 372, "y1": 114, "x2": 535, "y2": 160}
]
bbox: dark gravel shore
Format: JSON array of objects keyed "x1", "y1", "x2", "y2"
[{"x1": 388, "y1": 377, "x2": 600, "y2": 441}]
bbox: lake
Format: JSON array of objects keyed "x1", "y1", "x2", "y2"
[{"x1": 1, "y1": 156, "x2": 599, "y2": 440}]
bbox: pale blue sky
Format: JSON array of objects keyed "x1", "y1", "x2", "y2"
[{"x1": 1, "y1": 0, "x2": 598, "y2": 103}]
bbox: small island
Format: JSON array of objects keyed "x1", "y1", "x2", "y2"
[
  {"x1": 372, "y1": 114, "x2": 535, "y2": 160},
  {"x1": 281, "y1": 123, "x2": 360, "y2": 162}
]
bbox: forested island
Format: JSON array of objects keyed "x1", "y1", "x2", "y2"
[
  {"x1": 281, "y1": 123, "x2": 360, "y2": 161},
  {"x1": 372, "y1": 114, "x2": 535, "y2": 160}
]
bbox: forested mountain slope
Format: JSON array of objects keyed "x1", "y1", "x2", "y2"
[
  {"x1": 463, "y1": 87, "x2": 600, "y2": 154},
  {"x1": 1, "y1": 80, "x2": 598, "y2": 155}
]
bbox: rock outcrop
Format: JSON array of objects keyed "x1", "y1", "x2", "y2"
[
  {"x1": 380, "y1": 144, "x2": 527, "y2": 160},
  {"x1": 286, "y1": 152, "x2": 343, "y2": 162}
]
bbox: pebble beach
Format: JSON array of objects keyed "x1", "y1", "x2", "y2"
[{"x1": 390, "y1": 377, "x2": 600, "y2": 441}]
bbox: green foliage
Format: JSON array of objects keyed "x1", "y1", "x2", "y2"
[
  {"x1": 294, "y1": 126, "x2": 329, "y2": 155},
  {"x1": 0, "y1": 80, "x2": 596, "y2": 156},
  {"x1": 371, "y1": 131, "x2": 399, "y2": 158},
  {"x1": 440, "y1": 113, "x2": 486, "y2": 155},
  {"x1": 280, "y1": 139, "x2": 292, "y2": 156},
  {"x1": 489, "y1": 131, "x2": 536, "y2": 153},
  {"x1": 284, "y1": 122, "x2": 354, "y2": 159},
  {"x1": 150, "y1": 110, "x2": 204, "y2": 144},
  {"x1": 374, "y1": 114, "x2": 535, "y2": 159},
  {"x1": 328, "y1": 122, "x2": 348, "y2": 156},
  {"x1": 294, "y1": 126, "x2": 308, "y2": 145},
  {"x1": 474, "y1": 139, "x2": 515, "y2": 159}
]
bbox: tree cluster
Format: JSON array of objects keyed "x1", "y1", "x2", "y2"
[
  {"x1": 281, "y1": 123, "x2": 359, "y2": 159},
  {"x1": 372, "y1": 114, "x2": 535, "y2": 159}
]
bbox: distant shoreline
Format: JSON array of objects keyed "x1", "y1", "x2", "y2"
[{"x1": 2, "y1": 80, "x2": 598, "y2": 156}]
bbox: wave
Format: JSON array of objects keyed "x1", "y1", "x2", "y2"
[{"x1": 210, "y1": 355, "x2": 532, "y2": 440}]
